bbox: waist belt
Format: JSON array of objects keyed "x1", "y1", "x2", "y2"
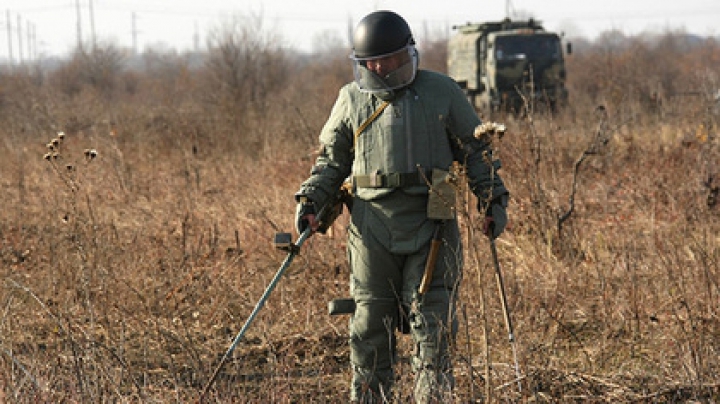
[{"x1": 353, "y1": 170, "x2": 432, "y2": 188}]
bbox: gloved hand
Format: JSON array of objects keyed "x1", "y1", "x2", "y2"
[
  {"x1": 295, "y1": 201, "x2": 319, "y2": 235},
  {"x1": 479, "y1": 194, "x2": 508, "y2": 239}
]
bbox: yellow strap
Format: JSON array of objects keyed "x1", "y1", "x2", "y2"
[{"x1": 354, "y1": 101, "x2": 390, "y2": 144}]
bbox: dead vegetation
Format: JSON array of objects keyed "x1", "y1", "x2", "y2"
[{"x1": 0, "y1": 21, "x2": 719, "y2": 403}]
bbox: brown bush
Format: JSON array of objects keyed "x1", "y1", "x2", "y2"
[{"x1": 0, "y1": 25, "x2": 718, "y2": 402}]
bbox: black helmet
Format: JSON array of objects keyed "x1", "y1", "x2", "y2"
[
  {"x1": 352, "y1": 11, "x2": 415, "y2": 59},
  {"x1": 350, "y1": 11, "x2": 419, "y2": 97}
]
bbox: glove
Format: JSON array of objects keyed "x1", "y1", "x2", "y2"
[
  {"x1": 480, "y1": 194, "x2": 508, "y2": 239},
  {"x1": 295, "y1": 201, "x2": 318, "y2": 235}
]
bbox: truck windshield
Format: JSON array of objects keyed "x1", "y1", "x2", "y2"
[{"x1": 494, "y1": 35, "x2": 561, "y2": 61}]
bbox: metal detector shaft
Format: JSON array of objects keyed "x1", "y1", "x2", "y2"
[{"x1": 198, "y1": 227, "x2": 312, "y2": 403}]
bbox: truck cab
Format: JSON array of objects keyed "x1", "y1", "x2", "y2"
[{"x1": 448, "y1": 18, "x2": 569, "y2": 114}]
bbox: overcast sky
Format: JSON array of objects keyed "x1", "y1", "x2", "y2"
[{"x1": 2, "y1": 0, "x2": 719, "y2": 59}]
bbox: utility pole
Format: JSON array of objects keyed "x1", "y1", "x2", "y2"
[
  {"x1": 346, "y1": 15, "x2": 353, "y2": 48},
  {"x1": 32, "y1": 22, "x2": 37, "y2": 60},
  {"x1": 16, "y1": 14, "x2": 23, "y2": 64},
  {"x1": 75, "y1": 0, "x2": 83, "y2": 51},
  {"x1": 131, "y1": 12, "x2": 138, "y2": 54},
  {"x1": 89, "y1": 0, "x2": 96, "y2": 49},
  {"x1": 193, "y1": 21, "x2": 199, "y2": 53},
  {"x1": 5, "y1": 10, "x2": 13, "y2": 66},
  {"x1": 26, "y1": 20, "x2": 32, "y2": 62},
  {"x1": 506, "y1": 0, "x2": 514, "y2": 19}
]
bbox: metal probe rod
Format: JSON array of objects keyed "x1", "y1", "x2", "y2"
[{"x1": 489, "y1": 235, "x2": 523, "y2": 393}]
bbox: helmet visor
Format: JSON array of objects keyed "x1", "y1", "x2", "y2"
[{"x1": 351, "y1": 45, "x2": 418, "y2": 93}]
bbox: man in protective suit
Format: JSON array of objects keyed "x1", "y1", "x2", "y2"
[{"x1": 294, "y1": 10, "x2": 509, "y2": 403}]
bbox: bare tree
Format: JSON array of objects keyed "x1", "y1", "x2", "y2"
[{"x1": 202, "y1": 12, "x2": 290, "y2": 117}]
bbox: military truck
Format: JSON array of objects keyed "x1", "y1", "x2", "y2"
[{"x1": 448, "y1": 18, "x2": 570, "y2": 114}]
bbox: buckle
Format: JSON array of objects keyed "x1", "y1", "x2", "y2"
[
  {"x1": 369, "y1": 170, "x2": 381, "y2": 187},
  {"x1": 385, "y1": 172, "x2": 401, "y2": 187}
]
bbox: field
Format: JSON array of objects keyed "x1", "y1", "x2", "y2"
[{"x1": 1, "y1": 25, "x2": 719, "y2": 403}]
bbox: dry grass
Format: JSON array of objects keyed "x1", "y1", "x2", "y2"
[{"x1": 1, "y1": 29, "x2": 719, "y2": 403}]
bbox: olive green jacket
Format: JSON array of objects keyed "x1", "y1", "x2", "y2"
[{"x1": 296, "y1": 69, "x2": 507, "y2": 212}]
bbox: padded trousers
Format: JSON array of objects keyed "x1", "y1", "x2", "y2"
[{"x1": 347, "y1": 195, "x2": 461, "y2": 403}]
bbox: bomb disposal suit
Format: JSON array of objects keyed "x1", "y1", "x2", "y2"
[{"x1": 294, "y1": 10, "x2": 509, "y2": 403}]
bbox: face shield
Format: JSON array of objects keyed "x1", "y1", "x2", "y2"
[{"x1": 350, "y1": 44, "x2": 418, "y2": 94}]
